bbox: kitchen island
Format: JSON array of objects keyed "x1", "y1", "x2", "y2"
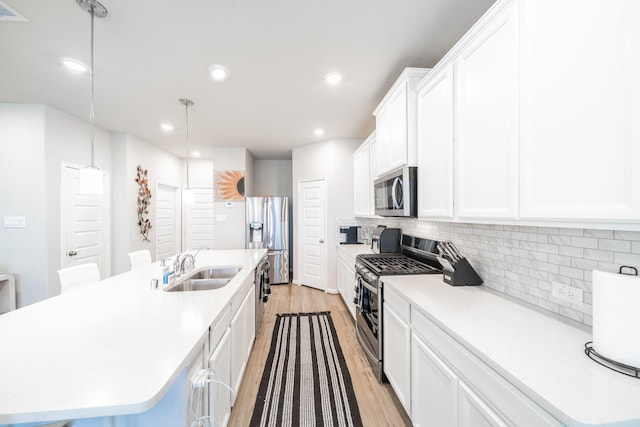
[{"x1": 0, "y1": 249, "x2": 266, "y2": 426}]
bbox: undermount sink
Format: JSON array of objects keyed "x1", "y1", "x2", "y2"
[{"x1": 163, "y1": 266, "x2": 243, "y2": 292}]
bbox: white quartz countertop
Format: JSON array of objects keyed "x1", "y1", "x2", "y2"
[
  {"x1": 0, "y1": 249, "x2": 266, "y2": 424},
  {"x1": 336, "y1": 243, "x2": 373, "y2": 260},
  {"x1": 383, "y1": 275, "x2": 640, "y2": 426}
]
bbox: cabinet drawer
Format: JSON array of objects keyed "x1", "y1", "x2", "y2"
[
  {"x1": 210, "y1": 305, "x2": 231, "y2": 354},
  {"x1": 411, "y1": 307, "x2": 561, "y2": 427},
  {"x1": 384, "y1": 284, "x2": 410, "y2": 323}
]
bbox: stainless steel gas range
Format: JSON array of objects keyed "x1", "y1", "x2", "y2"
[{"x1": 354, "y1": 234, "x2": 442, "y2": 382}]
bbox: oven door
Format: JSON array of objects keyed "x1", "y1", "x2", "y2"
[{"x1": 355, "y1": 274, "x2": 384, "y2": 380}]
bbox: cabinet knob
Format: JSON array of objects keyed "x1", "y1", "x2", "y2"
[
  {"x1": 68, "y1": 250, "x2": 78, "y2": 257},
  {"x1": 319, "y1": 239, "x2": 324, "y2": 244}
]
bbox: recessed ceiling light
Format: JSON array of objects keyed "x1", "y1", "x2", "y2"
[
  {"x1": 160, "y1": 123, "x2": 174, "y2": 132},
  {"x1": 314, "y1": 128, "x2": 325, "y2": 136},
  {"x1": 209, "y1": 64, "x2": 230, "y2": 82},
  {"x1": 324, "y1": 71, "x2": 343, "y2": 86},
  {"x1": 62, "y1": 59, "x2": 88, "y2": 73},
  {"x1": 192, "y1": 151, "x2": 201, "y2": 157}
]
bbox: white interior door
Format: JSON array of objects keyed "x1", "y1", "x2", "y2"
[
  {"x1": 297, "y1": 178, "x2": 326, "y2": 291},
  {"x1": 156, "y1": 183, "x2": 179, "y2": 260},
  {"x1": 61, "y1": 163, "x2": 110, "y2": 277},
  {"x1": 184, "y1": 188, "x2": 215, "y2": 251}
]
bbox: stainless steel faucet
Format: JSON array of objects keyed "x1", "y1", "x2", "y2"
[{"x1": 176, "y1": 253, "x2": 195, "y2": 276}]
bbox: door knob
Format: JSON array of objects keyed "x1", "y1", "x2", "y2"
[
  {"x1": 68, "y1": 250, "x2": 78, "y2": 256},
  {"x1": 319, "y1": 239, "x2": 324, "y2": 244}
]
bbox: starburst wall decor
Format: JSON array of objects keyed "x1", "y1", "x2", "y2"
[
  {"x1": 215, "y1": 170, "x2": 245, "y2": 201},
  {"x1": 135, "y1": 165, "x2": 152, "y2": 242}
]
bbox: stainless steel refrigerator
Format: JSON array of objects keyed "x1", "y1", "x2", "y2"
[{"x1": 246, "y1": 196, "x2": 289, "y2": 284}]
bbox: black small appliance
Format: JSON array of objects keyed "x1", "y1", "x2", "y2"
[
  {"x1": 339, "y1": 226, "x2": 361, "y2": 244},
  {"x1": 370, "y1": 225, "x2": 401, "y2": 253}
]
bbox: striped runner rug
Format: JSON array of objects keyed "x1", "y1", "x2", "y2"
[{"x1": 250, "y1": 311, "x2": 363, "y2": 427}]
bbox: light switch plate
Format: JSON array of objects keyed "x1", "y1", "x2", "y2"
[{"x1": 4, "y1": 216, "x2": 26, "y2": 229}]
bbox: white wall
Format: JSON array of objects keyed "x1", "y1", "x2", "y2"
[
  {"x1": 45, "y1": 106, "x2": 111, "y2": 296},
  {"x1": 254, "y1": 160, "x2": 294, "y2": 272},
  {"x1": 0, "y1": 103, "x2": 112, "y2": 305},
  {"x1": 0, "y1": 104, "x2": 48, "y2": 306},
  {"x1": 253, "y1": 160, "x2": 293, "y2": 197},
  {"x1": 292, "y1": 139, "x2": 362, "y2": 292},
  {"x1": 210, "y1": 148, "x2": 250, "y2": 250},
  {"x1": 111, "y1": 133, "x2": 182, "y2": 274}
]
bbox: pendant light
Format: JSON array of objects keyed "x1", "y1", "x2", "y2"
[
  {"x1": 77, "y1": 0, "x2": 108, "y2": 194},
  {"x1": 180, "y1": 98, "x2": 195, "y2": 204}
]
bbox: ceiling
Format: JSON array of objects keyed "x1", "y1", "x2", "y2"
[{"x1": 0, "y1": 0, "x2": 495, "y2": 160}]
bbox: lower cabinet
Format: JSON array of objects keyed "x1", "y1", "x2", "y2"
[
  {"x1": 411, "y1": 332, "x2": 458, "y2": 426},
  {"x1": 209, "y1": 328, "x2": 232, "y2": 427},
  {"x1": 458, "y1": 381, "x2": 508, "y2": 427},
  {"x1": 230, "y1": 284, "x2": 256, "y2": 403},
  {"x1": 383, "y1": 302, "x2": 411, "y2": 413},
  {"x1": 336, "y1": 250, "x2": 356, "y2": 319},
  {"x1": 381, "y1": 285, "x2": 562, "y2": 427}
]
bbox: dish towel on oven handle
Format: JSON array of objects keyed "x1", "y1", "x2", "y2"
[{"x1": 354, "y1": 275, "x2": 370, "y2": 314}]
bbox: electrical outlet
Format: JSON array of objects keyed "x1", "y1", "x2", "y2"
[{"x1": 551, "y1": 282, "x2": 583, "y2": 306}]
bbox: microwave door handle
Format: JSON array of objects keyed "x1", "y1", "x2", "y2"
[{"x1": 391, "y1": 177, "x2": 402, "y2": 209}]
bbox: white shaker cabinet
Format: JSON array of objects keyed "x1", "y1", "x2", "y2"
[
  {"x1": 417, "y1": 65, "x2": 455, "y2": 219},
  {"x1": 382, "y1": 285, "x2": 411, "y2": 413},
  {"x1": 230, "y1": 283, "x2": 255, "y2": 403},
  {"x1": 337, "y1": 255, "x2": 356, "y2": 319},
  {"x1": 519, "y1": 0, "x2": 640, "y2": 221},
  {"x1": 374, "y1": 68, "x2": 429, "y2": 177},
  {"x1": 353, "y1": 132, "x2": 375, "y2": 217},
  {"x1": 209, "y1": 328, "x2": 232, "y2": 427},
  {"x1": 411, "y1": 332, "x2": 459, "y2": 427},
  {"x1": 454, "y1": 3, "x2": 519, "y2": 219},
  {"x1": 459, "y1": 381, "x2": 508, "y2": 427}
]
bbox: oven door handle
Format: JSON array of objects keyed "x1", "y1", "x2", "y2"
[
  {"x1": 357, "y1": 324, "x2": 380, "y2": 363},
  {"x1": 358, "y1": 275, "x2": 378, "y2": 295}
]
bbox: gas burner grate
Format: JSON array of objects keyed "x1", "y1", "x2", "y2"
[{"x1": 357, "y1": 254, "x2": 440, "y2": 275}]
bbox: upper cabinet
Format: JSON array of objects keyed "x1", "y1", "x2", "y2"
[
  {"x1": 454, "y1": 2, "x2": 519, "y2": 219},
  {"x1": 417, "y1": 65, "x2": 455, "y2": 219},
  {"x1": 414, "y1": 0, "x2": 640, "y2": 228},
  {"x1": 373, "y1": 68, "x2": 430, "y2": 178},
  {"x1": 353, "y1": 132, "x2": 376, "y2": 217},
  {"x1": 518, "y1": 0, "x2": 640, "y2": 222}
]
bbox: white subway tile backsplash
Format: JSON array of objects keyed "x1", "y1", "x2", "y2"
[
  {"x1": 583, "y1": 249, "x2": 614, "y2": 262},
  {"x1": 613, "y1": 252, "x2": 640, "y2": 266},
  {"x1": 585, "y1": 229, "x2": 614, "y2": 238},
  {"x1": 570, "y1": 236, "x2": 598, "y2": 249},
  {"x1": 538, "y1": 243, "x2": 559, "y2": 254},
  {"x1": 558, "y1": 228, "x2": 584, "y2": 237},
  {"x1": 614, "y1": 230, "x2": 640, "y2": 241},
  {"x1": 559, "y1": 265, "x2": 584, "y2": 280},
  {"x1": 599, "y1": 238, "x2": 631, "y2": 252},
  {"x1": 549, "y1": 235, "x2": 572, "y2": 246},
  {"x1": 352, "y1": 218, "x2": 640, "y2": 327}
]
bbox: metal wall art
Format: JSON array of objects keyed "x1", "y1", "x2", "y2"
[{"x1": 135, "y1": 165, "x2": 152, "y2": 242}]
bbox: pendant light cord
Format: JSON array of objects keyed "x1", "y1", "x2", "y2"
[
  {"x1": 89, "y1": 5, "x2": 95, "y2": 168},
  {"x1": 185, "y1": 101, "x2": 190, "y2": 189}
]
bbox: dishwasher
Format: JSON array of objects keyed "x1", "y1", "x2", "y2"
[{"x1": 255, "y1": 255, "x2": 270, "y2": 332}]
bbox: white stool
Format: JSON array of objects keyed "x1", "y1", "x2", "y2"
[
  {"x1": 128, "y1": 250, "x2": 152, "y2": 270},
  {"x1": 0, "y1": 274, "x2": 16, "y2": 314},
  {"x1": 57, "y1": 263, "x2": 100, "y2": 294}
]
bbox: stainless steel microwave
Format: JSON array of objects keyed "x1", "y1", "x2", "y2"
[{"x1": 374, "y1": 166, "x2": 417, "y2": 217}]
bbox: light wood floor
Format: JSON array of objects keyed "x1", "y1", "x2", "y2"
[{"x1": 228, "y1": 283, "x2": 412, "y2": 427}]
